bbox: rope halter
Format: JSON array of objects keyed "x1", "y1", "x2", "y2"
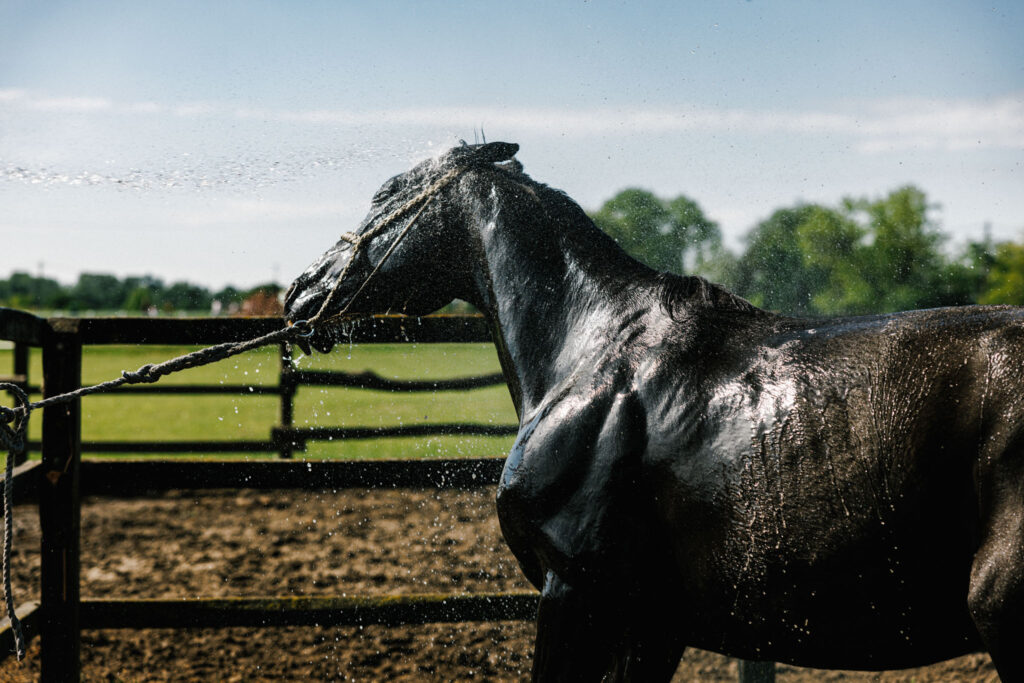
[{"x1": 295, "y1": 165, "x2": 465, "y2": 332}]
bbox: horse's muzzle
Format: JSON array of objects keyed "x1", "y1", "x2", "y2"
[{"x1": 284, "y1": 281, "x2": 331, "y2": 355}]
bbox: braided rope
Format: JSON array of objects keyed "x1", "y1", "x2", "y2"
[
  {"x1": 0, "y1": 383, "x2": 27, "y2": 660},
  {"x1": 303, "y1": 166, "x2": 463, "y2": 328},
  {"x1": 0, "y1": 160, "x2": 468, "y2": 661},
  {"x1": 0, "y1": 325, "x2": 299, "y2": 662},
  {"x1": 17, "y1": 324, "x2": 299, "y2": 418}
]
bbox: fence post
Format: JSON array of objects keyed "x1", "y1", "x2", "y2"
[
  {"x1": 278, "y1": 341, "x2": 296, "y2": 459},
  {"x1": 738, "y1": 659, "x2": 776, "y2": 682},
  {"x1": 12, "y1": 343, "x2": 29, "y2": 465},
  {"x1": 39, "y1": 331, "x2": 82, "y2": 682}
]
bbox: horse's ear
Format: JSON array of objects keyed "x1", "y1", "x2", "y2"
[{"x1": 473, "y1": 142, "x2": 519, "y2": 164}]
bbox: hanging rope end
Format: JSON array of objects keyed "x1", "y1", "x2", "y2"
[
  {"x1": 8, "y1": 613, "x2": 25, "y2": 660},
  {"x1": 0, "y1": 384, "x2": 27, "y2": 661}
]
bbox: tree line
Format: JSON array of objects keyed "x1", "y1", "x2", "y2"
[
  {"x1": 3, "y1": 183, "x2": 1021, "y2": 316},
  {"x1": 591, "y1": 184, "x2": 1022, "y2": 315},
  {"x1": 0, "y1": 272, "x2": 280, "y2": 314}
]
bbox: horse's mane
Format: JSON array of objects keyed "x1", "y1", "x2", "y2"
[
  {"x1": 657, "y1": 272, "x2": 760, "y2": 316},
  {"x1": 488, "y1": 161, "x2": 761, "y2": 316}
]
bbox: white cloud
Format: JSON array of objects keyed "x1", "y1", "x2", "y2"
[
  {"x1": 247, "y1": 97, "x2": 1024, "y2": 152},
  {"x1": 125, "y1": 101, "x2": 163, "y2": 114},
  {"x1": 2, "y1": 89, "x2": 1022, "y2": 158},
  {"x1": 29, "y1": 95, "x2": 113, "y2": 112},
  {"x1": 851, "y1": 97, "x2": 1024, "y2": 152},
  {"x1": 173, "y1": 102, "x2": 217, "y2": 117}
]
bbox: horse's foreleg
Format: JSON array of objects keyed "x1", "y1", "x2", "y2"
[
  {"x1": 610, "y1": 618, "x2": 687, "y2": 682},
  {"x1": 968, "y1": 463, "x2": 1024, "y2": 682},
  {"x1": 531, "y1": 570, "x2": 684, "y2": 682},
  {"x1": 531, "y1": 570, "x2": 615, "y2": 682},
  {"x1": 969, "y1": 538, "x2": 1024, "y2": 681}
]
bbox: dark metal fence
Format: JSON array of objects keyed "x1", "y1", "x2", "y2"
[{"x1": 0, "y1": 308, "x2": 775, "y2": 682}]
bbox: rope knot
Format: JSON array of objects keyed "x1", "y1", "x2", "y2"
[
  {"x1": 122, "y1": 364, "x2": 161, "y2": 384},
  {"x1": 0, "y1": 424, "x2": 24, "y2": 454},
  {"x1": 0, "y1": 384, "x2": 28, "y2": 454},
  {"x1": 0, "y1": 426, "x2": 24, "y2": 454}
]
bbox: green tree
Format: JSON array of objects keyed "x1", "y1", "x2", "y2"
[
  {"x1": 979, "y1": 242, "x2": 1024, "y2": 305},
  {"x1": 853, "y1": 186, "x2": 950, "y2": 312},
  {"x1": 71, "y1": 273, "x2": 125, "y2": 311},
  {"x1": 732, "y1": 205, "x2": 827, "y2": 315},
  {"x1": 161, "y1": 281, "x2": 213, "y2": 312},
  {"x1": 122, "y1": 276, "x2": 164, "y2": 312},
  {"x1": 740, "y1": 186, "x2": 963, "y2": 316},
  {"x1": 935, "y1": 236, "x2": 996, "y2": 307},
  {"x1": 124, "y1": 286, "x2": 157, "y2": 312},
  {"x1": 796, "y1": 206, "x2": 872, "y2": 314},
  {"x1": 0, "y1": 272, "x2": 67, "y2": 309},
  {"x1": 589, "y1": 188, "x2": 727, "y2": 278},
  {"x1": 213, "y1": 286, "x2": 244, "y2": 305}
]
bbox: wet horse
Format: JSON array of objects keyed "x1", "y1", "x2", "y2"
[{"x1": 285, "y1": 142, "x2": 1024, "y2": 682}]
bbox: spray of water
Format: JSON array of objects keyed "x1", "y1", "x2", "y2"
[{"x1": 1, "y1": 143, "x2": 444, "y2": 192}]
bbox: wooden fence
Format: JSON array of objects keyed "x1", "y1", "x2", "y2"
[{"x1": 0, "y1": 308, "x2": 775, "y2": 682}]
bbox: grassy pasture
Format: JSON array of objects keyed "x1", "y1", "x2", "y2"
[{"x1": 1, "y1": 342, "x2": 518, "y2": 460}]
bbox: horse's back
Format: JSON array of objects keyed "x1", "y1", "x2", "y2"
[{"x1": 631, "y1": 304, "x2": 1024, "y2": 668}]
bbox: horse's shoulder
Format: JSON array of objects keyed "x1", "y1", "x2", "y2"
[
  {"x1": 500, "y1": 374, "x2": 646, "y2": 505},
  {"x1": 506, "y1": 376, "x2": 644, "y2": 470},
  {"x1": 497, "y1": 383, "x2": 649, "y2": 583}
]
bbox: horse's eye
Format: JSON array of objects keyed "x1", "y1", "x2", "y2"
[{"x1": 372, "y1": 176, "x2": 405, "y2": 204}]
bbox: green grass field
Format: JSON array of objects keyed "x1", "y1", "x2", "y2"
[{"x1": 1, "y1": 342, "x2": 518, "y2": 460}]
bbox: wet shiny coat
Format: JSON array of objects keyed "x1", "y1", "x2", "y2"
[{"x1": 286, "y1": 143, "x2": 1024, "y2": 682}]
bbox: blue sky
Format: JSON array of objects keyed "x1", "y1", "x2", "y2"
[{"x1": 2, "y1": 1, "x2": 1022, "y2": 289}]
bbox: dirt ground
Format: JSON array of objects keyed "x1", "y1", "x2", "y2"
[{"x1": 0, "y1": 487, "x2": 999, "y2": 682}]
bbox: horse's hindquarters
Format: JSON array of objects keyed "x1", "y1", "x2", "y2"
[
  {"x1": 652, "y1": 444, "x2": 983, "y2": 670},
  {"x1": 682, "y1": 560, "x2": 981, "y2": 670}
]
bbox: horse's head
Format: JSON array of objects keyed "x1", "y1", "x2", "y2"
[{"x1": 284, "y1": 141, "x2": 519, "y2": 352}]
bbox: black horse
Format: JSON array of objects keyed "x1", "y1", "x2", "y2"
[{"x1": 285, "y1": 142, "x2": 1023, "y2": 682}]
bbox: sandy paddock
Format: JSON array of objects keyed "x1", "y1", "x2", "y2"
[{"x1": 0, "y1": 488, "x2": 998, "y2": 681}]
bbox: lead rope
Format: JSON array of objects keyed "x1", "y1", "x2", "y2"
[
  {"x1": 0, "y1": 323, "x2": 298, "y2": 661},
  {"x1": 0, "y1": 161, "x2": 467, "y2": 661},
  {"x1": 0, "y1": 384, "x2": 27, "y2": 659}
]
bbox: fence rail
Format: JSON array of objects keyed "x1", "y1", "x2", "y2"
[
  {"x1": 6, "y1": 313, "x2": 508, "y2": 459},
  {"x1": 292, "y1": 369, "x2": 507, "y2": 392},
  {"x1": 81, "y1": 593, "x2": 541, "y2": 629},
  {"x1": 81, "y1": 457, "x2": 508, "y2": 495},
  {"x1": 0, "y1": 308, "x2": 775, "y2": 682}
]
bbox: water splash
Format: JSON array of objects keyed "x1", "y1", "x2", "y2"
[
  {"x1": 2, "y1": 138, "x2": 446, "y2": 193},
  {"x1": 2, "y1": 154, "x2": 347, "y2": 192}
]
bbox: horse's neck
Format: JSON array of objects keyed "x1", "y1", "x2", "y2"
[{"x1": 469, "y1": 184, "x2": 659, "y2": 419}]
